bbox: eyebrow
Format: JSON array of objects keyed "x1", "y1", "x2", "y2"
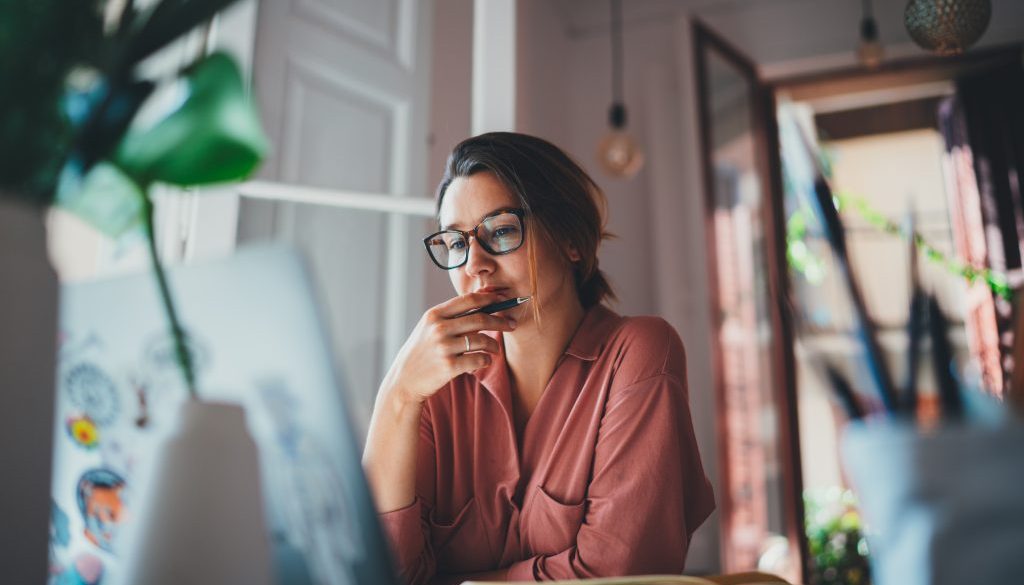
[{"x1": 441, "y1": 207, "x2": 510, "y2": 231}]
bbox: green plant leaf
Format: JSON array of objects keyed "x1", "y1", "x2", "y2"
[
  {"x1": 113, "y1": 51, "x2": 268, "y2": 187},
  {"x1": 55, "y1": 161, "x2": 145, "y2": 237},
  {"x1": 119, "y1": 0, "x2": 242, "y2": 70},
  {"x1": 0, "y1": 0, "x2": 105, "y2": 204},
  {"x1": 71, "y1": 78, "x2": 155, "y2": 171}
]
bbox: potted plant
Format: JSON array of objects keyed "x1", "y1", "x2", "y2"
[
  {"x1": 0, "y1": 1, "x2": 268, "y2": 582},
  {"x1": 804, "y1": 488, "x2": 871, "y2": 585}
]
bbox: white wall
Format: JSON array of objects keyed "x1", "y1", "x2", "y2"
[
  {"x1": 515, "y1": 0, "x2": 573, "y2": 146},
  {"x1": 517, "y1": 1, "x2": 669, "y2": 317},
  {"x1": 423, "y1": 0, "x2": 475, "y2": 308}
]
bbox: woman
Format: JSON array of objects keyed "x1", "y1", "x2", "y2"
[{"x1": 363, "y1": 132, "x2": 714, "y2": 584}]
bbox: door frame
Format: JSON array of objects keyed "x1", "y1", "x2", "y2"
[{"x1": 692, "y1": 18, "x2": 806, "y2": 582}]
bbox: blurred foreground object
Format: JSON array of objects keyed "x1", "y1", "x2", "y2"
[
  {"x1": 843, "y1": 420, "x2": 1024, "y2": 585},
  {"x1": 0, "y1": 200, "x2": 59, "y2": 585},
  {"x1": 0, "y1": 0, "x2": 266, "y2": 582},
  {"x1": 121, "y1": 401, "x2": 273, "y2": 585},
  {"x1": 780, "y1": 101, "x2": 1024, "y2": 585}
]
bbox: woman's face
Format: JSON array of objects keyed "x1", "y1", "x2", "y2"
[{"x1": 438, "y1": 172, "x2": 577, "y2": 325}]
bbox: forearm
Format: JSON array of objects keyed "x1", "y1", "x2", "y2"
[{"x1": 363, "y1": 384, "x2": 424, "y2": 513}]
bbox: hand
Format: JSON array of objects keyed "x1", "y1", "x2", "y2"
[{"x1": 380, "y1": 292, "x2": 517, "y2": 405}]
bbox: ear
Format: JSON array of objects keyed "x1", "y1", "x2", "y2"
[{"x1": 566, "y1": 245, "x2": 581, "y2": 262}]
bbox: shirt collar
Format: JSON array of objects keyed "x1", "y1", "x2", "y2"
[
  {"x1": 475, "y1": 303, "x2": 621, "y2": 395},
  {"x1": 477, "y1": 333, "x2": 508, "y2": 393},
  {"x1": 563, "y1": 303, "x2": 622, "y2": 361}
]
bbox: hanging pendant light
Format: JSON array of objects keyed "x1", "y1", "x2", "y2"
[
  {"x1": 904, "y1": 0, "x2": 992, "y2": 56},
  {"x1": 597, "y1": 0, "x2": 644, "y2": 179},
  {"x1": 857, "y1": 0, "x2": 884, "y2": 69}
]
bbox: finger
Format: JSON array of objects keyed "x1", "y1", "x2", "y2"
[
  {"x1": 450, "y1": 352, "x2": 492, "y2": 376},
  {"x1": 446, "y1": 333, "x2": 500, "y2": 356},
  {"x1": 432, "y1": 292, "x2": 505, "y2": 318},
  {"x1": 443, "y1": 313, "x2": 517, "y2": 336}
]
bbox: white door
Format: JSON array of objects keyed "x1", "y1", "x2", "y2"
[{"x1": 238, "y1": 0, "x2": 435, "y2": 442}]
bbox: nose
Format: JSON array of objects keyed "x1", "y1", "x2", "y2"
[{"x1": 463, "y1": 235, "x2": 495, "y2": 277}]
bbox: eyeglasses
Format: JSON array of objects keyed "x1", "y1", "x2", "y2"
[{"x1": 423, "y1": 208, "x2": 526, "y2": 270}]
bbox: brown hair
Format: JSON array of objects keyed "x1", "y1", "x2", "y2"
[{"x1": 435, "y1": 132, "x2": 616, "y2": 313}]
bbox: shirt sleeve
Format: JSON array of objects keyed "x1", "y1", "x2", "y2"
[
  {"x1": 505, "y1": 341, "x2": 716, "y2": 580},
  {"x1": 377, "y1": 404, "x2": 439, "y2": 585}
]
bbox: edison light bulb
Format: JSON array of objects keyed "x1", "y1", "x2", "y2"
[
  {"x1": 857, "y1": 15, "x2": 884, "y2": 69},
  {"x1": 597, "y1": 103, "x2": 644, "y2": 179},
  {"x1": 598, "y1": 131, "x2": 644, "y2": 178}
]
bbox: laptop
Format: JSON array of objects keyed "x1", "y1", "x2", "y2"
[{"x1": 49, "y1": 244, "x2": 398, "y2": 585}]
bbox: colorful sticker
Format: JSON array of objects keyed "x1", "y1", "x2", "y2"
[
  {"x1": 50, "y1": 499, "x2": 70, "y2": 548},
  {"x1": 64, "y1": 363, "x2": 120, "y2": 426},
  {"x1": 66, "y1": 415, "x2": 100, "y2": 449},
  {"x1": 55, "y1": 552, "x2": 104, "y2": 585},
  {"x1": 76, "y1": 468, "x2": 127, "y2": 553}
]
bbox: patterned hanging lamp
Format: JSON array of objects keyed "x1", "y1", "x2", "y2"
[{"x1": 904, "y1": 0, "x2": 992, "y2": 56}]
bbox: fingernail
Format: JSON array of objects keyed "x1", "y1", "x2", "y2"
[{"x1": 508, "y1": 319, "x2": 517, "y2": 329}]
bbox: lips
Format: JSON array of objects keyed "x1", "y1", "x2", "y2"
[{"x1": 475, "y1": 285, "x2": 510, "y2": 295}]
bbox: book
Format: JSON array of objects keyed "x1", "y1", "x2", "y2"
[
  {"x1": 464, "y1": 577, "x2": 714, "y2": 585},
  {"x1": 464, "y1": 574, "x2": 788, "y2": 585}
]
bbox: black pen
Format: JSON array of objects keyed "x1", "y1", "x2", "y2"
[
  {"x1": 903, "y1": 205, "x2": 923, "y2": 418},
  {"x1": 824, "y1": 364, "x2": 864, "y2": 421},
  {"x1": 928, "y1": 295, "x2": 963, "y2": 421},
  {"x1": 458, "y1": 296, "x2": 531, "y2": 317}
]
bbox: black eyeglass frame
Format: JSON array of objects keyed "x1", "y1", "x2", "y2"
[{"x1": 422, "y1": 208, "x2": 527, "y2": 270}]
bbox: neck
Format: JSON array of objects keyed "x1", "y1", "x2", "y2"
[{"x1": 503, "y1": 292, "x2": 587, "y2": 395}]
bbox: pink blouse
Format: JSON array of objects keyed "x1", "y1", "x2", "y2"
[{"x1": 378, "y1": 304, "x2": 715, "y2": 583}]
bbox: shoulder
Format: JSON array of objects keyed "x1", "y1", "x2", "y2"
[
  {"x1": 613, "y1": 314, "x2": 681, "y2": 346},
  {"x1": 604, "y1": 314, "x2": 687, "y2": 387}
]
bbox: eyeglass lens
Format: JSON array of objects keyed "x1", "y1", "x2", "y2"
[{"x1": 426, "y1": 212, "x2": 523, "y2": 269}]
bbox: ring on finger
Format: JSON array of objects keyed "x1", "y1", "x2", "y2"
[{"x1": 465, "y1": 334, "x2": 471, "y2": 352}]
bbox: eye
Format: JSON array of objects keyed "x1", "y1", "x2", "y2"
[
  {"x1": 492, "y1": 225, "x2": 520, "y2": 239},
  {"x1": 447, "y1": 238, "x2": 466, "y2": 250}
]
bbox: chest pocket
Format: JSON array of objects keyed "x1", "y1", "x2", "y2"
[
  {"x1": 428, "y1": 497, "x2": 494, "y2": 573},
  {"x1": 520, "y1": 485, "x2": 586, "y2": 556}
]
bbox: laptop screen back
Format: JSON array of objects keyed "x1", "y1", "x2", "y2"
[{"x1": 49, "y1": 244, "x2": 397, "y2": 585}]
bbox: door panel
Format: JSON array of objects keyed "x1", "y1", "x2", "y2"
[{"x1": 239, "y1": 0, "x2": 433, "y2": 442}]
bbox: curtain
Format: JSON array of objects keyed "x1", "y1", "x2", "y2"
[{"x1": 939, "y1": 60, "x2": 1024, "y2": 396}]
